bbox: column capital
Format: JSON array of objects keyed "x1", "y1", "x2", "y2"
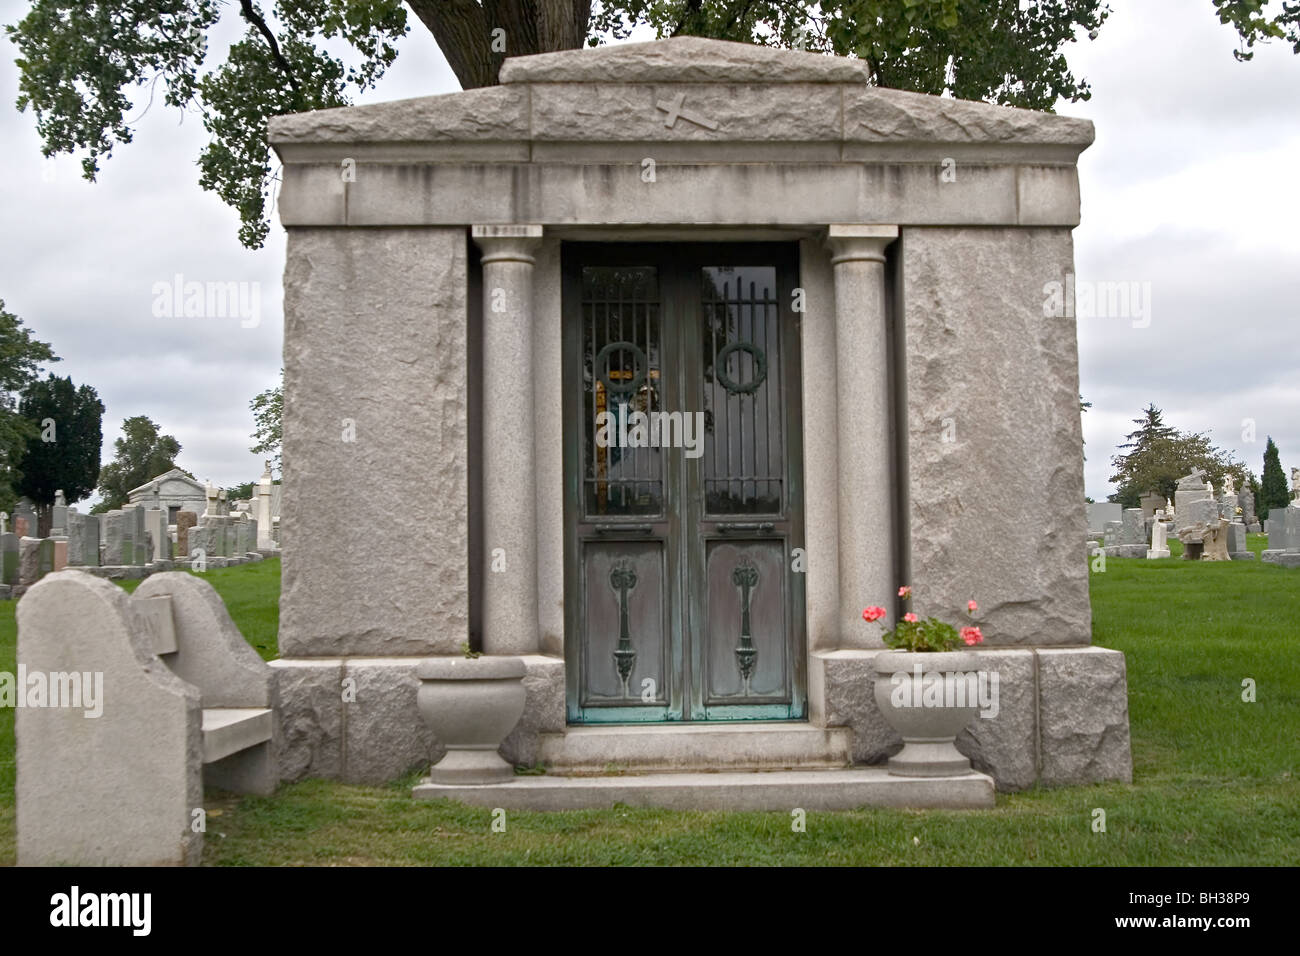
[
  {"x1": 825, "y1": 224, "x2": 899, "y2": 265},
  {"x1": 472, "y1": 224, "x2": 543, "y2": 264}
]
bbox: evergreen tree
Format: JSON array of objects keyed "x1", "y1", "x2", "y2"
[
  {"x1": 1108, "y1": 404, "x2": 1244, "y2": 508},
  {"x1": 14, "y1": 374, "x2": 104, "y2": 533},
  {"x1": 1259, "y1": 436, "x2": 1290, "y2": 519}
]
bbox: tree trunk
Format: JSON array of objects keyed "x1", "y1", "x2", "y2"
[{"x1": 406, "y1": 0, "x2": 591, "y2": 89}]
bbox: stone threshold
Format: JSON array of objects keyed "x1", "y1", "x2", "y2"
[
  {"x1": 541, "y1": 721, "x2": 852, "y2": 774},
  {"x1": 413, "y1": 768, "x2": 995, "y2": 810}
]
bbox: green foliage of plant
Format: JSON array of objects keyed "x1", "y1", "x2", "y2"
[
  {"x1": 14, "y1": 374, "x2": 104, "y2": 521},
  {"x1": 0, "y1": 300, "x2": 58, "y2": 511},
  {"x1": 881, "y1": 615, "x2": 962, "y2": 652},
  {"x1": 94, "y1": 414, "x2": 183, "y2": 511},
  {"x1": 460, "y1": 640, "x2": 481, "y2": 659},
  {"x1": 249, "y1": 370, "x2": 282, "y2": 475},
  {"x1": 10, "y1": 2, "x2": 1298, "y2": 249},
  {"x1": 1259, "y1": 435, "x2": 1290, "y2": 519}
]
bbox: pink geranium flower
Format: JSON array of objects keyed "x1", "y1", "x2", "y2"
[
  {"x1": 967, "y1": 600, "x2": 978, "y2": 613},
  {"x1": 898, "y1": 585, "x2": 912, "y2": 599},
  {"x1": 961, "y1": 626, "x2": 984, "y2": 646},
  {"x1": 903, "y1": 613, "x2": 918, "y2": 623},
  {"x1": 863, "y1": 606, "x2": 887, "y2": 623}
]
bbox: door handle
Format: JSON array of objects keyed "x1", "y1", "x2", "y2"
[
  {"x1": 594, "y1": 524, "x2": 653, "y2": 535},
  {"x1": 716, "y1": 521, "x2": 775, "y2": 534}
]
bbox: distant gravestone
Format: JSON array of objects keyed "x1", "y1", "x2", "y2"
[
  {"x1": 1, "y1": 533, "x2": 18, "y2": 586},
  {"x1": 176, "y1": 511, "x2": 198, "y2": 558},
  {"x1": 1227, "y1": 521, "x2": 1253, "y2": 560},
  {"x1": 102, "y1": 511, "x2": 126, "y2": 565},
  {"x1": 50, "y1": 491, "x2": 68, "y2": 536},
  {"x1": 1106, "y1": 508, "x2": 1148, "y2": 558},
  {"x1": 66, "y1": 513, "x2": 97, "y2": 567},
  {"x1": 19, "y1": 537, "x2": 43, "y2": 585},
  {"x1": 37, "y1": 538, "x2": 55, "y2": 578},
  {"x1": 14, "y1": 499, "x2": 37, "y2": 538},
  {"x1": 1173, "y1": 468, "x2": 1209, "y2": 532},
  {"x1": 125, "y1": 505, "x2": 149, "y2": 565},
  {"x1": 1138, "y1": 492, "x2": 1164, "y2": 519},
  {"x1": 146, "y1": 508, "x2": 169, "y2": 563},
  {"x1": 1147, "y1": 511, "x2": 1170, "y2": 559},
  {"x1": 1086, "y1": 502, "x2": 1122, "y2": 534}
]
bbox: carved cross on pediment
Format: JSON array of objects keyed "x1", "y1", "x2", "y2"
[{"x1": 655, "y1": 92, "x2": 720, "y2": 131}]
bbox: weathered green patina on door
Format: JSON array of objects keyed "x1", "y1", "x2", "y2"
[{"x1": 562, "y1": 243, "x2": 806, "y2": 723}]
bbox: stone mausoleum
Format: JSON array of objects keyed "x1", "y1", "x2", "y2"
[{"x1": 268, "y1": 38, "x2": 1131, "y2": 801}]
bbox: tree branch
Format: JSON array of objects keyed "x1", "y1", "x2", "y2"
[{"x1": 237, "y1": 0, "x2": 301, "y2": 99}]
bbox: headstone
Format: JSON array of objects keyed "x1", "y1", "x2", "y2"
[
  {"x1": 1147, "y1": 510, "x2": 1170, "y2": 559},
  {"x1": 146, "y1": 508, "x2": 169, "y2": 563},
  {"x1": 1227, "y1": 521, "x2": 1253, "y2": 560},
  {"x1": 1086, "y1": 502, "x2": 1122, "y2": 535},
  {"x1": 38, "y1": 538, "x2": 56, "y2": 577},
  {"x1": 187, "y1": 525, "x2": 211, "y2": 562},
  {"x1": 247, "y1": 517, "x2": 259, "y2": 554},
  {"x1": 0, "y1": 512, "x2": 7, "y2": 534},
  {"x1": 1, "y1": 533, "x2": 18, "y2": 586},
  {"x1": 1173, "y1": 467, "x2": 1209, "y2": 532},
  {"x1": 14, "y1": 498, "x2": 38, "y2": 538},
  {"x1": 1262, "y1": 504, "x2": 1300, "y2": 566},
  {"x1": 51, "y1": 490, "x2": 68, "y2": 535},
  {"x1": 1241, "y1": 486, "x2": 1258, "y2": 529},
  {"x1": 19, "y1": 537, "x2": 43, "y2": 585},
  {"x1": 256, "y1": 462, "x2": 275, "y2": 548},
  {"x1": 1138, "y1": 492, "x2": 1164, "y2": 519},
  {"x1": 126, "y1": 505, "x2": 149, "y2": 565},
  {"x1": 176, "y1": 510, "x2": 198, "y2": 557},
  {"x1": 1106, "y1": 507, "x2": 1148, "y2": 558},
  {"x1": 66, "y1": 512, "x2": 100, "y2": 567},
  {"x1": 101, "y1": 510, "x2": 126, "y2": 565}
]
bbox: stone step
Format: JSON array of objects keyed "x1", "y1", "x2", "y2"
[
  {"x1": 413, "y1": 768, "x2": 995, "y2": 810},
  {"x1": 540, "y1": 722, "x2": 852, "y2": 773}
]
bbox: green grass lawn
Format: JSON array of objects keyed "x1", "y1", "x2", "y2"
[{"x1": 2, "y1": 543, "x2": 1298, "y2": 866}]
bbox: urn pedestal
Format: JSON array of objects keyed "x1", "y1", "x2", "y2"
[
  {"x1": 873, "y1": 650, "x2": 983, "y2": 777},
  {"x1": 416, "y1": 656, "x2": 527, "y2": 784}
]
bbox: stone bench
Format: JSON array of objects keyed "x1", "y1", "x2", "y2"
[{"x1": 16, "y1": 570, "x2": 278, "y2": 866}]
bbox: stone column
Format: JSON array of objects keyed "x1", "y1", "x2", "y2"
[
  {"x1": 825, "y1": 225, "x2": 899, "y2": 647},
  {"x1": 473, "y1": 224, "x2": 543, "y2": 656},
  {"x1": 255, "y1": 463, "x2": 275, "y2": 548}
]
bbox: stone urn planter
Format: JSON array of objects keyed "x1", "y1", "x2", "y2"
[
  {"x1": 873, "y1": 650, "x2": 982, "y2": 777},
  {"x1": 416, "y1": 656, "x2": 527, "y2": 784}
]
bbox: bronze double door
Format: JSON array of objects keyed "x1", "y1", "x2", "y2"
[{"x1": 562, "y1": 243, "x2": 806, "y2": 723}]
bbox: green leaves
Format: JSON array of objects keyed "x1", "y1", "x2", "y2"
[
  {"x1": 249, "y1": 371, "x2": 283, "y2": 475},
  {"x1": 882, "y1": 615, "x2": 962, "y2": 652},
  {"x1": 14, "y1": 374, "x2": 105, "y2": 508},
  {"x1": 0, "y1": 300, "x2": 58, "y2": 510},
  {"x1": 8, "y1": 0, "x2": 406, "y2": 248},
  {"x1": 8, "y1": 1, "x2": 221, "y2": 179}
]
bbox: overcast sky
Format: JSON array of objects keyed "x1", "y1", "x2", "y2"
[{"x1": 0, "y1": 0, "x2": 1296, "y2": 504}]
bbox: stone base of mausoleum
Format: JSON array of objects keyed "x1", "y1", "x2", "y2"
[{"x1": 270, "y1": 645, "x2": 1131, "y2": 796}]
